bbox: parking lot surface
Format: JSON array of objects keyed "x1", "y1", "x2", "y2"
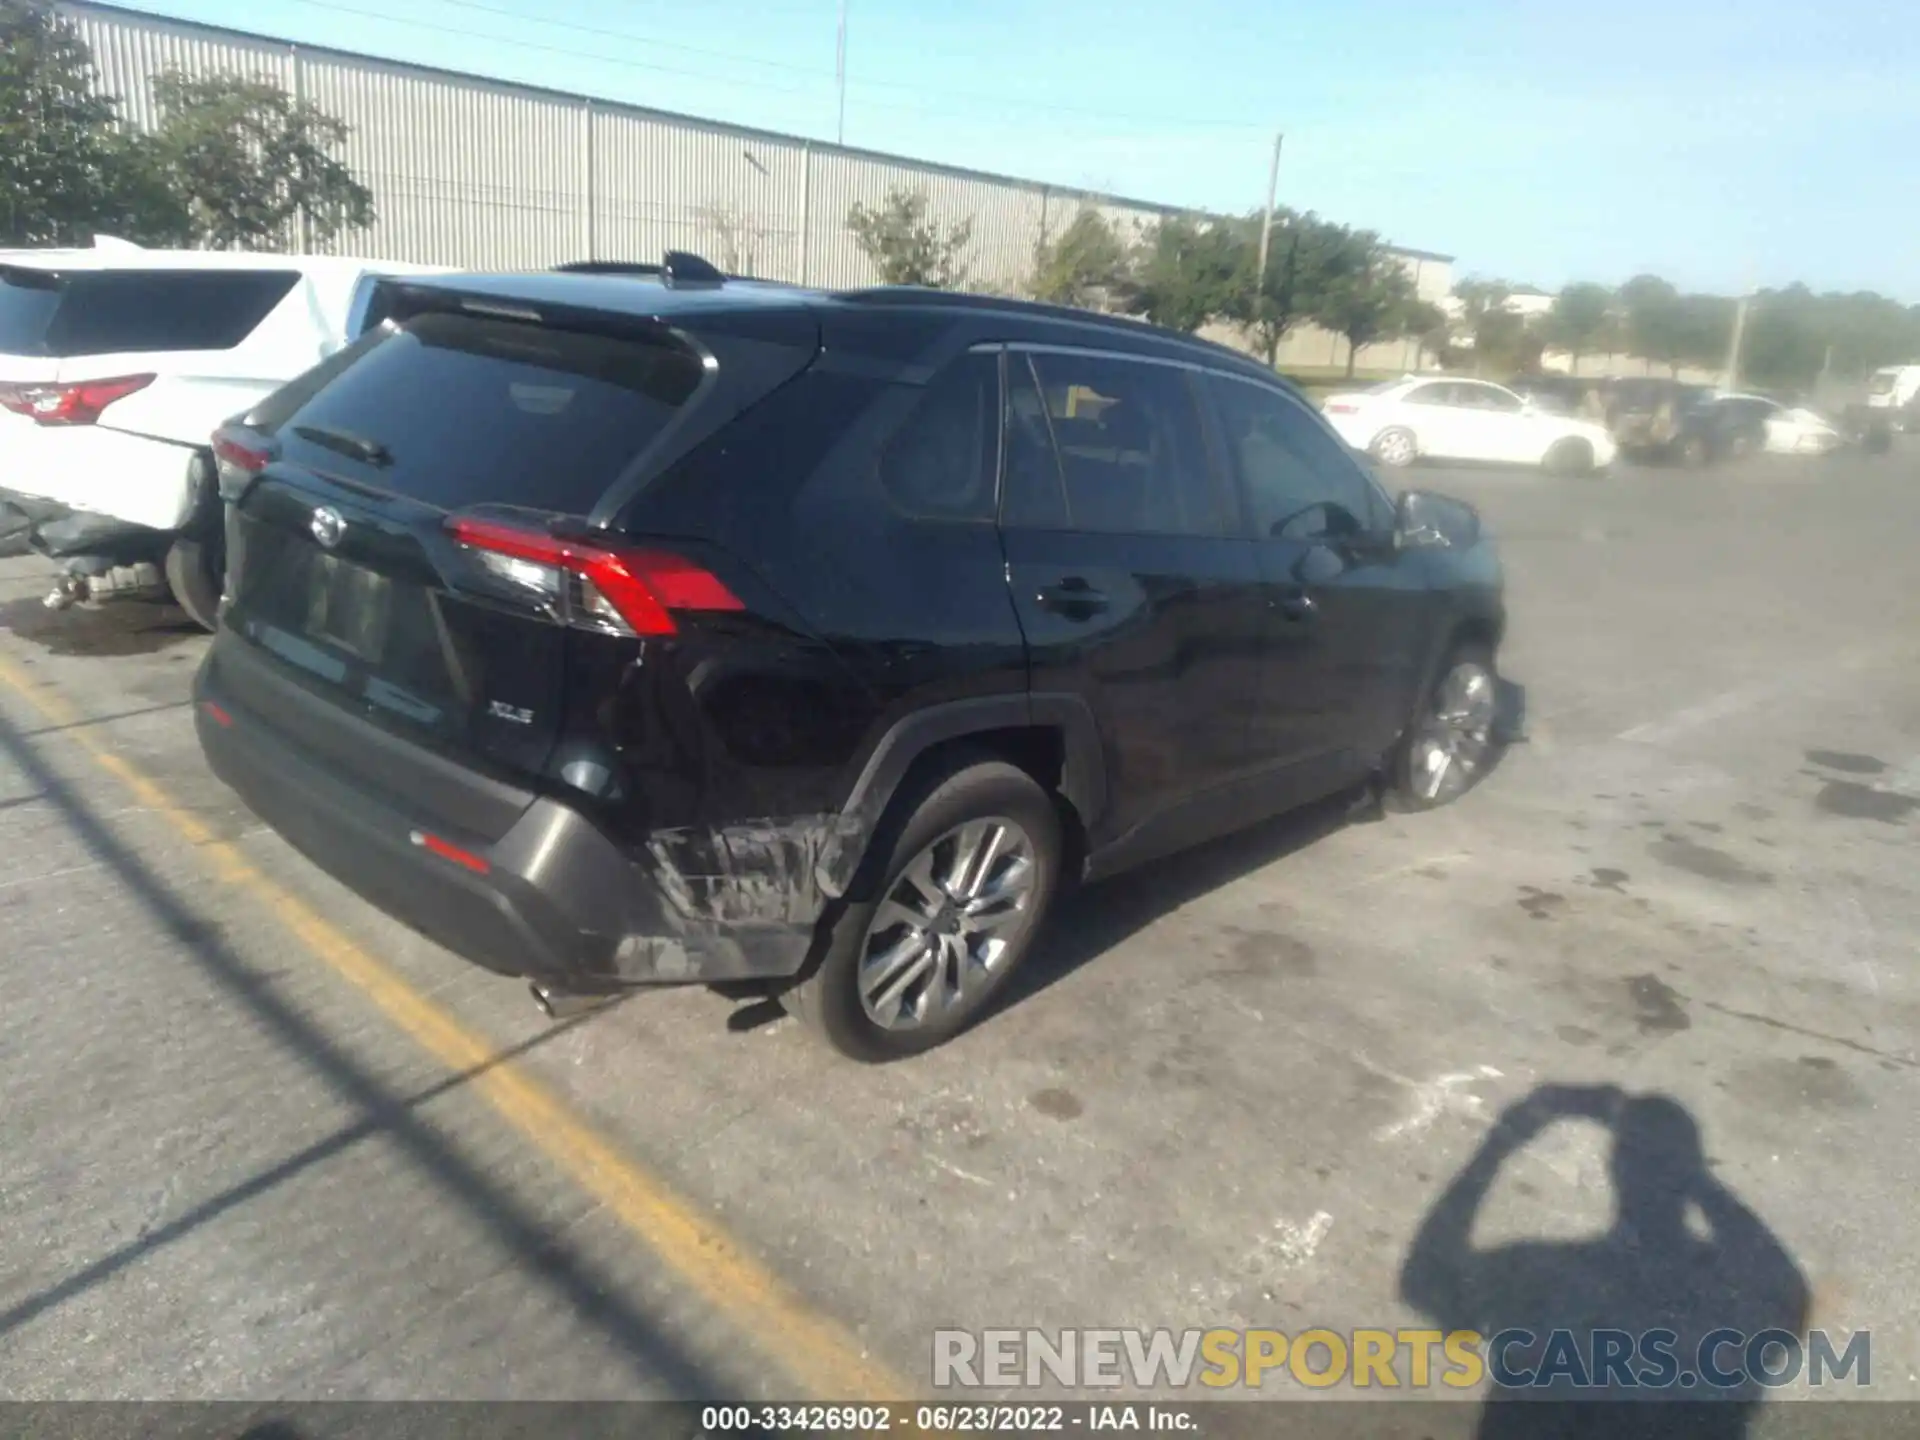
[{"x1": 2, "y1": 447, "x2": 1916, "y2": 1409}]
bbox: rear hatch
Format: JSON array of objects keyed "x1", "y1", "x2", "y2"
[{"x1": 214, "y1": 282, "x2": 817, "y2": 841}]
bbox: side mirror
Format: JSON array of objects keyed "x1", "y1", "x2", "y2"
[{"x1": 1396, "y1": 490, "x2": 1480, "y2": 549}]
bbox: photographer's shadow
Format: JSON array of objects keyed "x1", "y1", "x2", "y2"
[{"x1": 1400, "y1": 1085, "x2": 1809, "y2": 1439}]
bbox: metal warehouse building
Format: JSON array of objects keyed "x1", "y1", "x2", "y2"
[{"x1": 60, "y1": 0, "x2": 1452, "y2": 371}]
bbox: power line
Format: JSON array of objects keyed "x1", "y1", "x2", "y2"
[
  {"x1": 272, "y1": 0, "x2": 825, "y2": 98},
  {"x1": 279, "y1": 0, "x2": 1268, "y2": 134}
]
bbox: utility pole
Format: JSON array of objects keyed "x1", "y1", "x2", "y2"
[
  {"x1": 1254, "y1": 131, "x2": 1284, "y2": 292},
  {"x1": 835, "y1": 0, "x2": 848, "y2": 146},
  {"x1": 1724, "y1": 292, "x2": 1750, "y2": 392}
]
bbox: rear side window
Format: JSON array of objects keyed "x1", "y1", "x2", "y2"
[
  {"x1": 0, "y1": 269, "x2": 63, "y2": 354},
  {"x1": 0, "y1": 269, "x2": 300, "y2": 357},
  {"x1": 1021, "y1": 351, "x2": 1222, "y2": 537},
  {"x1": 876, "y1": 352, "x2": 998, "y2": 521},
  {"x1": 273, "y1": 311, "x2": 704, "y2": 514}
]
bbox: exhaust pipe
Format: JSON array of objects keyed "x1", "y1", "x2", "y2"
[
  {"x1": 529, "y1": 981, "x2": 606, "y2": 1021},
  {"x1": 43, "y1": 562, "x2": 167, "y2": 611}
]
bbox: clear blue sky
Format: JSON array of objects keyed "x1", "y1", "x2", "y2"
[{"x1": 113, "y1": 0, "x2": 1920, "y2": 300}]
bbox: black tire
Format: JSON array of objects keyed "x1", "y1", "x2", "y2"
[
  {"x1": 1727, "y1": 432, "x2": 1757, "y2": 462},
  {"x1": 164, "y1": 534, "x2": 223, "y2": 632},
  {"x1": 1679, "y1": 433, "x2": 1711, "y2": 468},
  {"x1": 1389, "y1": 641, "x2": 1503, "y2": 811},
  {"x1": 781, "y1": 759, "x2": 1061, "y2": 1061},
  {"x1": 1544, "y1": 438, "x2": 1595, "y2": 476}
]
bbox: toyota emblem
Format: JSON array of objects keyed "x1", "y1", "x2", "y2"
[{"x1": 310, "y1": 506, "x2": 346, "y2": 549}]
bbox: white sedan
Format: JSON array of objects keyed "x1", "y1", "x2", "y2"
[{"x1": 1322, "y1": 377, "x2": 1618, "y2": 474}]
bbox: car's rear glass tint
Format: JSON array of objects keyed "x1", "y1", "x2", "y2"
[
  {"x1": 0, "y1": 268, "x2": 63, "y2": 354},
  {"x1": 273, "y1": 310, "x2": 705, "y2": 515},
  {"x1": 1868, "y1": 373, "x2": 1896, "y2": 395},
  {"x1": 0, "y1": 269, "x2": 300, "y2": 357}
]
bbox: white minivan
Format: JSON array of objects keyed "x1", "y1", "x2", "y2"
[
  {"x1": 1866, "y1": 365, "x2": 1920, "y2": 431},
  {"x1": 0, "y1": 241, "x2": 446, "y2": 628}
]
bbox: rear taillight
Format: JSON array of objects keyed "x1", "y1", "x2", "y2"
[
  {"x1": 1324, "y1": 401, "x2": 1359, "y2": 415},
  {"x1": 213, "y1": 428, "x2": 271, "y2": 474},
  {"x1": 0, "y1": 374, "x2": 155, "y2": 426},
  {"x1": 445, "y1": 515, "x2": 744, "y2": 637}
]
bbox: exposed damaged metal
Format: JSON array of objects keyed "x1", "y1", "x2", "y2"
[{"x1": 643, "y1": 812, "x2": 868, "y2": 927}]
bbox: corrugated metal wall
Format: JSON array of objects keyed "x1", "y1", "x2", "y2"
[{"x1": 61, "y1": 0, "x2": 1451, "y2": 367}]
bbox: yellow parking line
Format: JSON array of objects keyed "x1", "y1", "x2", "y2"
[{"x1": 0, "y1": 652, "x2": 909, "y2": 1403}]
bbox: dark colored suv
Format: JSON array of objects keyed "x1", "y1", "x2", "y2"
[
  {"x1": 194, "y1": 260, "x2": 1508, "y2": 1059},
  {"x1": 1606, "y1": 380, "x2": 1767, "y2": 466}
]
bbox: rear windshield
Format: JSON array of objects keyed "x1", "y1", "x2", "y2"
[
  {"x1": 272, "y1": 310, "x2": 705, "y2": 514},
  {"x1": 0, "y1": 267, "x2": 300, "y2": 357},
  {"x1": 0, "y1": 269, "x2": 63, "y2": 353},
  {"x1": 1868, "y1": 372, "x2": 1897, "y2": 395}
]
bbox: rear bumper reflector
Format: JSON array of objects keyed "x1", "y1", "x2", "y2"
[{"x1": 411, "y1": 829, "x2": 492, "y2": 875}]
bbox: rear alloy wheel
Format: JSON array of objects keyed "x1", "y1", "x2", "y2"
[
  {"x1": 1392, "y1": 645, "x2": 1500, "y2": 809},
  {"x1": 782, "y1": 760, "x2": 1060, "y2": 1060},
  {"x1": 1371, "y1": 427, "x2": 1418, "y2": 468},
  {"x1": 1545, "y1": 437, "x2": 1595, "y2": 476}
]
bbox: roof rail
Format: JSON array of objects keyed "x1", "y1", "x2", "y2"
[
  {"x1": 835, "y1": 285, "x2": 1178, "y2": 332},
  {"x1": 554, "y1": 260, "x2": 663, "y2": 277},
  {"x1": 831, "y1": 286, "x2": 1273, "y2": 371}
]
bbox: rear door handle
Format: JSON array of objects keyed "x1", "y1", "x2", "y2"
[
  {"x1": 1276, "y1": 588, "x2": 1318, "y2": 622},
  {"x1": 1037, "y1": 578, "x2": 1109, "y2": 618}
]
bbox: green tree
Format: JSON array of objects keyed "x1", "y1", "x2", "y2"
[
  {"x1": 1675, "y1": 293, "x2": 1735, "y2": 373},
  {"x1": 1741, "y1": 287, "x2": 1826, "y2": 391},
  {"x1": 1029, "y1": 206, "x2": 1127, "y2": 310},
  {"x1": 1619, "y1": 274, "x2": 1688, "y2": 374},
  {"x1": 0, "y1": 1, "x2": 163, "y2": 245},
  {"x1": 846, "y1": 188, "x2": 973, "y2": 288},
  {"x1": 1309, "y1": 235, "x2": 1419, "y2": 377},
  {"x1": 1402, "y1": 299, "x2": 1450, "y2": 368},
  {"x1": 1123, "y1": 214, "x2": 1246, "y2": 333},
  {"x1": 147, "y1": 70, "x2": 374, "y2": 249},
  {"x1": 1545, "y1": 282, "x2": 1613, "y2": 376},
  {"x1": 1215, "y1": 210, "x2": 1357, "y2": 365},
  {"x1": 1451, "y1": 278, "x2": 1534, "y2": 375}
]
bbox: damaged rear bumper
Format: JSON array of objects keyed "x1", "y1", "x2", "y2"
[
  {"x1": 0, "y1": 487, "x2": 170, "y2": 563},
  {"x1": 194, "y1": 655, "x2": 853, "y2": 992}
]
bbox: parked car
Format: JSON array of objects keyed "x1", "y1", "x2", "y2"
[
  {"x1": 1604, "y1": 380, "x2": 1768, "y2": 466},
  {"x1": 1865, "y1": 364, "x2": 1920, "y2": 433},
  {"x1": 1321, "y1": 377, "x2": 1616, "y2": 474},
  {"x1": 194, "y1": 259, "x2": 1511, "y2": 1059},
  {"x1": 0, "y1": 240, "x2": 446, "y2": 629},
  {"x1": 1715, "y1": 393, "x2": 1847, "y2": 456}
]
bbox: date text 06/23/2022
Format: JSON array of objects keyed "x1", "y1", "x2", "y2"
[{"x1": 700, "y1": 1404, "x2": 1195, "y2": 1432}]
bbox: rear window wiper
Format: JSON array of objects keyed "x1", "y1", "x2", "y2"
[{"x1": 292, "y1": 423, "x2": 394, "y2": 468}]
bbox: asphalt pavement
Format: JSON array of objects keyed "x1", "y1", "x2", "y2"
[{"x1": 1, "y1": 444, "x2": 1916, "y2": 1414}]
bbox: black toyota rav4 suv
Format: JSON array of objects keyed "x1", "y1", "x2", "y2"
[{"x1": 195, "y1": 257, "x2": 1508, "y2": 1060}]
